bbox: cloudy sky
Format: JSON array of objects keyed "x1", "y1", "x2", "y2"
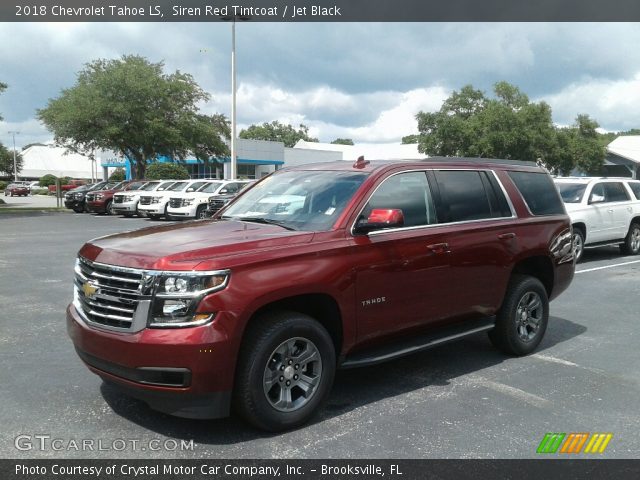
[{"x1": 1, "y1": 22, "x2": 640, "y2": 148}]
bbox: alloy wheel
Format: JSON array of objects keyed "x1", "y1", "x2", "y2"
[{"x1": 515, "y1": 292, "x2": 543, "y2": 342}]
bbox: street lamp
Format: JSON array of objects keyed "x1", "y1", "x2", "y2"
[
  {"x1": 8, "y1": 131, "x2": 19, "y2": 181},
  {"x1": 221, "y1": 13, "x2": 250, "y2": 180}
]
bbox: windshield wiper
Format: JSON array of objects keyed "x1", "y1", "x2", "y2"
[{"x1": 227, "y1": 216, "x2": 297, "y2": 231}]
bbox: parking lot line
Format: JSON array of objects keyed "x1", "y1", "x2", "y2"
[{"x1": 575, "y1": 259, "x2": 640, "y2": 274}]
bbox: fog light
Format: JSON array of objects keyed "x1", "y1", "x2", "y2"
[{"x1": 162, "y1": 300, "x2": 189, "y2": 316}]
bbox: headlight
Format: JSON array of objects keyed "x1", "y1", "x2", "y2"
[
  {"x1": 183, "y1": 198, "x2": 195, "y2": 206},
  {"x1": 151, "y1": 196, "x2": 161, "y2": 204},
  {"x1": 150, "y1": 272, "x2": 229, "y2": 328},
  {"x1": 95, "y1": 194, "x2": 103, "y2": 200},
  {"x1": 74, "y1": 193, "x2": 84, "y2": 199},
  {"x1": 124, "y1": 195, "x2": 135, "y2": 202}
]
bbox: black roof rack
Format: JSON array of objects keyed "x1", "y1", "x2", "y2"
[{"x1": 414, "y1": 156, "x2": 539, "y2": 168}]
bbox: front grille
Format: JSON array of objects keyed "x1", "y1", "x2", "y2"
[
  {"x1": 113, "y1": 195, "x2": 124, "y2": 204},
  {"x1": 74, "y1": 257, "x2": 146, "y2": 330},
  {"x1": 169, "y1": 198, "x2": 183, "y2": 208},
  {"x1": 208, "y1": 198, "x2": 227, "y2": 212},
  {"x1": 139, "y1": 196, "x2": 152, "y2": 205}
]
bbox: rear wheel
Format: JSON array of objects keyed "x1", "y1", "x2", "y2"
[
  {"x1": 572, "y1": 228, "x2": 585, "y2": 263},
  {"x1": 234, "y1": 312, "x2": 336, "y2": 431},
  {"x1": 620, "y1": 223, "x2": 640, "y2": 255},
  {"x1": 489, "y1": 275, "x2": 549, "y2": 356}
]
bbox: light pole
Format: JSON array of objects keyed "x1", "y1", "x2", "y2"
[
  {"x1": 221, "y1": 14, "x2": 250, "y2": 180},
  {"x1": 8, "y1": 131, "x2": 19, "y2": 181}
]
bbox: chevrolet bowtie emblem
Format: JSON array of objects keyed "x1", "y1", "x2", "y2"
[{"x1": 82, "y1": 281, "x2": 98, "y2": 299}]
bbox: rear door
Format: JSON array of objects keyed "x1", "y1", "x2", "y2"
[{"x1": 602, "y1": 182, "x2": 633, "y2": 239}]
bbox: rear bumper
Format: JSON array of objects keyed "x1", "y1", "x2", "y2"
[{"x1": 66, "y1": 303, "x2": 234, "y2": 419}]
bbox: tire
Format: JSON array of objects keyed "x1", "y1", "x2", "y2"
[
  {"x1": 105, "y1": 200, "x2": 114, "y2": 215},
  {"x1": 148, "y1": 214, "x2": 161, "y2": 220},
  {"x1": 234, "y1": 311, "x2": 336, "y2": 432},
  {"x1": 489, "y1": 274, "x2": 549, "y2": 356},
  {"x1": 572, "y1": 227, "x2": 585, "y2": 263},
  {"x1": 620, "y1": 222, "x2": 640, "y2": 256},
  {"x1": 73, "y1": 207, "x2": 83, "y2": 214},
  {"x1": 196, "y1": 205, "x2": 207, "y2": 219}
]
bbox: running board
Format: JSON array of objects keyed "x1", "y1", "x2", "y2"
[{"x1": 340, "y1": 316, "x2": 495, "y2": 369}]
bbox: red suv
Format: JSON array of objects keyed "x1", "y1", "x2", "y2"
[
  {"x1": 85, "y1": 181, "x2": 146, "y2": 215},
  {"x1": 67, "y1": 158, "x2": 574, "y2": 431},
  {"x1": 4, "y1": 183, "x2": 30, "y2": 197}
]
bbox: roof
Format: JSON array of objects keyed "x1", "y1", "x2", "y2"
[
  {"x1": 293, "y1": 140, "x2": 424, "y2": 161},
  {"x1": 607, "y1": 136, "x2": 640, "y2": 164},
  {"x1": 554, "y1": 176, "x2": 638, "y2": 184},
  {"x1": 21, "y1": 145, "x2": 94, "y2": 178}
]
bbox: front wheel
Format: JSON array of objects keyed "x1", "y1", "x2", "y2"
[
  {"x1": 620, "y1": 223, "x2": 640, "y2": 256},
  {"x1": 196, "y1": 205, "x2": 207, "y2": 219},
  {"x1": 489, "y1": 275, "x2": 549, "y2": 356},
  {"x1": 572, "y1": 228, "x2": 585, "y2": 263},
  {"x1": 234, "y1": 312, "x2": 336, "y2": 431},
  {"x1": 105, "y1": 200, "x2": 114, "y2": 215}
]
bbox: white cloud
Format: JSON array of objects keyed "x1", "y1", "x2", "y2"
[
  {"x1": 0, "y1": 119, "x2": 52, "y2": 149},
  {"x1": 541, "y1": 73, "x2": 640, "y2": 130}
]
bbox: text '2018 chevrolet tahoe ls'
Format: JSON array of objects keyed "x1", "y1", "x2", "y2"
[{"x1": 67, "y1": 158, "x2": 574, "y2": 431}]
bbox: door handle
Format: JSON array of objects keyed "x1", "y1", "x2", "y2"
[
  {"x1": 607, "y1": 209, "x2": 614, "y2": 213},
  {"x1": 498, "y1": 232, "x2": 516, "y2": 240},
  {"x1": 426, "y1": 242, "x2": 450, "y2": 254}
]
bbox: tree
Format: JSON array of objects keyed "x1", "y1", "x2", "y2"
[
  {"x1": 145, "y1": 162, "x2": 190, "y2": 180},
  {"x1": 401, "y1": 134, "x2": 419, "y2": 144},
  {"x1": 330, "y1": 138, "x2": 354, "y2": 145},
  {"x1": 38, "y1": 55, "x2": 230, "y2": 180},
  {"x1": 39, "y1": 174, "x2": 59, "y2": 187},
  {"x1": 0, "y1": 81, "x2": 6, "y2": 122},
  {"x1": 109, "y1": 168, "x2": 126, "y2": 182},
  {"x1": 239, "y1": 121, "x2": 318, "y2": 147},
  {"x1": 0, "y1": 144, "x2": 23, "y2": 178}
]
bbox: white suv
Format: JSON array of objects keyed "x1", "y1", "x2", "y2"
[
  {"x1": 112, "y1": 180, "x2": 176, "y2": 217},
  {"x1": 167, "y1": 180, "x2": 248, "y2": 220},
  {"x1": 138, "y1": 179, "x2": 211, "y2": 220},
  {"x1": 554, "y1": 177, "x2": 640, "y2": 261}
]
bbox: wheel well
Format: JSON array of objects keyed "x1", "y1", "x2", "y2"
[
  {"x1": 248, "y1": 294, "x2": 343, "y2": 353},
  {"x1": 630, "y1": 217, "x2": 640, "y2": 228},
  {"x1": 511, "y1": 256, "x2": 554, "y2": 297},
  {"x1": 572, "y1": 222, "x2": 586, "y2": 240}
]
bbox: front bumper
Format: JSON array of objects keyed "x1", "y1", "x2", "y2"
[
  {"x1": 66, "y1": 304, "x2": 234, "y2": 419},
  {"x1": 138, "y1": 203, "x2": 166, "y2": 215},
  {"x1": 112, "y1": 202, "x2": 138, "y2": 214},
  {"x1": 86, "y1": 200, "x2": 108, "y2": 213},
  {"x1": 167, "y1": 206, "x2": 197, "y2": 218}
]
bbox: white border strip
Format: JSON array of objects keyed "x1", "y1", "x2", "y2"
[{"x1": 576, "y1": 259, "x2": 640, "y2": 274}]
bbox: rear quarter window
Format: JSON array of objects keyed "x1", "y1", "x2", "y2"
[
  {"x1": 627, "y1": 182, "x2": 640, "y2": 200},
  {"x1": 508, "y1": 171, "x2": 565, "y2": 215}
]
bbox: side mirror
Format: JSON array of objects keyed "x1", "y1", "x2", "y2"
[
  {"x1": 589, "y1": 193, "x2": 605, "y2": 204},
  {"x1": 186, "y1": 187, "x2": 195, "y2": 192},
  {"x1": 219, "y1": 188, "x2": 228, "y2": 194},
  {"x1": 355, "y1": 209, "x2": 404, "y2": 233}
]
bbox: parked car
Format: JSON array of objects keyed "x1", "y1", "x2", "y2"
[
  {"x1": 112, "y1": 181, "x2": 178, "y2": 217},
  {"x1": 64, "y1": 181, "x2": 112, "y2": 213},
  {"x1": 554, "y1": 177, "x2": 640, "y2": 262},
  {"x1": 4, "y1": 183, "x2": 30, "y2": 197},
  {"x1": 206, "y1": 180, "x2": 255, "y2": 217},
  {"x1": 85, "y1": 181, "x2": 144, "y2": 215},
  {"x1": 48, "y1": 179, "x2": 88, "y2": 194},
  {"x1": 166, "y1": 180, "x2": 240, "y2": 219},
  {"x1": 138, "y1": 180, "x2": 213, "y2": 220},
  {"x1": 68, "y1": 158, "x2": 574, "y2": 431}
]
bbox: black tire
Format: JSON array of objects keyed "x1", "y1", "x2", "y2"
[
  {"x1": 620, "y1": 222, "x2": 640, "y2": 256},
  {"x1": 73, "y1": 207, "x2": 83, "y2": 213},
  {"x1": 488, "y1": 274, "x2": 549, "y2": 356},
  {"x1": 105, "y1": 200, "x2": 114, "y2": 215},
  {"x1": 234, "y1": 311, "x2": 336, "y2": 432},
  {"x1": 572, "y1": 227, "x2": 585, "y2": 263},
  {"x1": 196, "y1": 204, "x2": 207, "y2": 219},
  {"x1": 148, "y1": 214, "x2": 161, "y2": 220}
]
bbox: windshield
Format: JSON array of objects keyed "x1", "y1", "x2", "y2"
[
  {"x1": 140, "y1": 181, "x2": 161, "y2": 191},
  {"x1": 157, "y1": 181, "x2": 175, "y2": 191},
  {"x1": 197, "y1": 182, "x2": 224, "y2": 193},
  {"x1": 126, "y1": 182, "x2": 147, "y2": 191},
  {"x1": 222, "y1": 170, "x2": 367, "y2": 231},
  {"x1": 112, "y1": 181, "x2": 126, "y2": 191},
  {"x1": 167, "y1": 181, "x2": 188, "y2": 191},
  {"x1": 556, "y1": 182, "x2": 587, "y2": 203}
]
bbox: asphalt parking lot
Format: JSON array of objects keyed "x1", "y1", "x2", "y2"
[{"x1": 1, "y1": 212, "x2": 639, "y2": 459}]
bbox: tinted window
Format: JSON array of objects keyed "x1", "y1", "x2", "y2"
[
  {"x1": 602, "y1": 182, "x2": 630, "y2": 202},
  {"x1": 556, "y1": 182, "x2": 588, "y2": 203},
  {"x1": 508, "y1": 171, "x2": 564, "y2": 215},
  {"x1": 627, "y1": 182, "x2": 640, "y2": 200},
  {"x1": 363, "y1": 172, "x2": 437, "y2": 227},
  {"x1": 434, "y1": 170, "x2": 503, "y2": 222}
]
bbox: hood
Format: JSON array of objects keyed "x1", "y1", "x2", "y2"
[
  {"x1": 562, "y1": 203, "x2": 586, "y2": 213},
  {"x1": 80, "y1": 219, "x2": 314, "y2": 270}
]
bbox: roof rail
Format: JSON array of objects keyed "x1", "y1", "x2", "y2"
[{"x1": 412, "y1": 156, "x2": 539, "y2": 167}]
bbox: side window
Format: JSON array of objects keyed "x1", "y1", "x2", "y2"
[
  {"x1": 589, "y1": 183, "x2": 605, "y2": 203},
  {"x1": 627, "y1": 182, "x2": 640, "y2": 200},
  {"x1": 434, "y1": 170, "x2": 505, "y2": 222},
  {"x1": 508, "y1": 171, "x2": 565, "y2": 215},
  {"x1": 362, "y1": 172, "x2": 437, "y2": 227},
  {"x1": 603, "y1": 182, "x2": 630, "y2": 202}
]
